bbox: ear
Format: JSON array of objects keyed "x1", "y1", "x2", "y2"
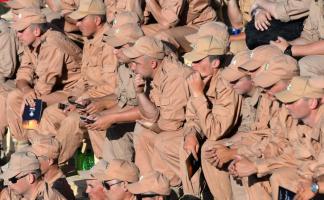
[
  {"x1": 33, "y1": 26, "x2": 41, "y2": 37},
  {"x1": 122, "y1": 181, "x2": 128, "y2": 192},
  {"x1": 27, "y1": 173, "x2": 36, "y2": 184},
  {"x1": 157, "y1": 196, "x2": 164, "y2": 200},
  {"x1": 94, "y1": 16, "x2": 102, "y2": 26},
  {"x1": 210, "y1": 59, "x2": 220, "y2": 69},
  {"x1": 151, "y1": 59, "x2": 158, "y2": 70},
  {"x1": 309, "y1": 98, "x2": 319, "y2": 110}
]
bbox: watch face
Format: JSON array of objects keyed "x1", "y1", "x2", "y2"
[{"x1": 311, "y1": 183, "x2": 319, "y2": 193}]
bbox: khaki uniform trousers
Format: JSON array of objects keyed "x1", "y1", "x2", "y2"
[
  {"x1": 6, "y1": 89, "x2": 69, "y2": 142},
  {"x1": 0, "y1": 80, "x2": 15, "y2": 137},
  {"x1": 298, "y1": 55, "x2": 324, "y2": 76},
  {"x1": 101, "y1": 123, "x2": 134, "y2": 163},
  {"x1": 36, "y1": 104, "x2": 84, "y2": 164},
  {"x1": 141, "y1": 24, "x2": 198, "y2": 53},
  {"x1": 133, "y1": 123, "x2": 200, "y2": 196}
]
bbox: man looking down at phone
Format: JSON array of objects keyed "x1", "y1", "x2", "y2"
[
  {"x1": 6, "y1": 8, "x2": 82, "y2": 147},
  {"x1": 35, "y1": 0, "x2": 118, "y2": 163},
  {"x1": 83, "y1": 20, "x2": 145, "y2": 162}
]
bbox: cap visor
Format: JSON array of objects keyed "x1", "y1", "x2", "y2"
[
  {"x1": 122, "y1": 46, "x2": 143, "y2": 59},
  {"x1": 104, "y1": 36, "x2": 127, "y2": 47},
  {"x1": 127, "y1": 182, "x2": 147, "y2": 195},
  {"x1": 183, "y1": 51, "x2": 208, "y2": 63},
  {"x1": 253, "y1": 74, "x2": 280, "y2": 88},
  {"x1": 78, "y1": 170, "x2": 96, "y2": 180},
  {"x1": 11, "y1": 21, "x2": 28, "y2": 31},
  {"x1": 1, "y1": 169, "x2": 20, "y2": 181},
  {"x1": 275, "y1": 90, "x2": 301, "y2": 103},
  {"x1": 240, "y1": 59, "x2": 264, "y2": 72},
  {"x1": 68, "y1": 11, "x2": 88, "y2": 20},
  {"x1": 222, "y1": 68, "x2": 245, "y2": 82}
]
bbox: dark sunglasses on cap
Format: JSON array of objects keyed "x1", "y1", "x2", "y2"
[{"x1": 9, "y1": 173, "x2": 29, "y2": 184}]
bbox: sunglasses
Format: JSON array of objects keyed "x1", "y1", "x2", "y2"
[
  {"x1": 102, "y1": 180, "x2": 122, "y2": 190},
  {"x1": 9, "y1": 173, "x2": 29, "y2": 184}
]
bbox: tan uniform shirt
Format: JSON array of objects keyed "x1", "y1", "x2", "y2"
[
  {"x1": 104, "y1": 0, "x2": 144, "y2": 23},
  {"x1": 74, "y1": 23, "x2": 118, "y2": 99},
  {"x1": 16, "y1": 29, "x2": 82, "y2": 96},
  {"x1": 185, "y1": 70, "x2": 242, "y2": 141},
  {"x1": 143, "y1": 0, "x2": 184, "y2": 27},
  {"x1": 301, "y1": 0, "x2": 324, "y2": 42},
  {"x1": 46, "y1": 169, "x2": 75, "y2": 200},
  {"x1": 0, "y1": 19, "x2": 19, "y2": 82},
  {"x1": 251, "y1": 106, "x2": 320, "y2": 178},
  {"x1": 0, "y1": 181, "x2": 66, "y2": 200},
  {"x1": 270, "y1": 0, "x2": 311, "y2": 22},
  {"x1": 147, "y1": 55, "x2": 192, "y2": 132},
  {"x1": 239, "y1": 0, "x2": 255, "y2": 24},
  {"x1": 180, "y1": 0, "x2": 217, "y2": 26},
  {"x1": 116, "y1": 64, "x2": 137, "y2": 108}
]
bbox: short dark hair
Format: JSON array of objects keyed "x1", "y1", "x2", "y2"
[{"x1": 90, "y1": 14, "x2": 106, "y2": 24}]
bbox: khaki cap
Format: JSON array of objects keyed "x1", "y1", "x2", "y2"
[
  {"x1": 31, "y1": 137, "x2": 61, "y2": 160},
  {"x1": 96, "y1": 159, "x2": 139, "y2": 182},
  {"x1": 112, "y1": 11, "x2": 140, "y2": 28},
  {"x1": 69, "y1": 0, "x2": 105, "y2": 20},
  {"x1": 183, "y1": 35, "x2": 226, "y2": 62},
  {"x1": 11, "y1": 8, "x2": 46, "y2": 31},
  {"x1": 240, "y1": 45, "x2": 283, "y2": 72},
  {"x1": 1, "y1": 152, "x2": 39, "y2": 181},
  {"x1": 122, "y1": 36, "x2": 165, "y2": 60},
  {"x1": 253, "y1": 55, "x2": 298, "y2": 88},
  {"x1": 309, "y1": 76, "x2": 324, "y2": 89},
  {"x1": 104, "y1": 23, "x2": 144, "y2": 47},
  {"x1": 79, "y1": 159, "x2": 108, "y2": 180},
  {"x1": 5, "y1": 0, "x2": 41, "y2": 10},
  {"x1": 222, "y1": 50, "x2": 251, "y2": 82},
  {"x1": 185, "y1": 21, "x2": 229, "y2": 45},
  {"x1": 127, "y1": 172, "x2": 171, "y2": 196},
  {"x1": 275, "y1": 76, "x2": 324, "y2": 103}
]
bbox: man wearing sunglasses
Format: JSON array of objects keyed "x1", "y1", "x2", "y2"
[{"x1": 0, "y1": 152, "x2": 66, "y2": 199}]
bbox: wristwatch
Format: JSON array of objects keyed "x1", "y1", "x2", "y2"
[
  {"x1": 284, "y1": 45, "x2": 293, "y2": 57},
  {"x1": 311, "y1": 182, "x2": 319, "y2": 194}
]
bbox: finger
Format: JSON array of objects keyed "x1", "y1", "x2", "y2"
[
  {"x1": 265, "y1": 12, "x2": 272, "y2": 21},
  {"x1": 191, "y1": 150, "x2": 198, "y2": 161},
  {"x1": 261, "y1": 22, "x2": 269, "y2": 30},
  {"x1": 203, "y1": 75, "x2": 212, "y2": 85},
  {"x1": 256, "y1": 22, "x2": 263, "y2": 31}
]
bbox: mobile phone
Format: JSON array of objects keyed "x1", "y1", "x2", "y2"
[
  {"x1": 68, "y1": 96, "x2": 87, "y2": 109},
  {"x1": 80, "y1": 116, "x2": 95, "y2": 124},
  {"x1": 58, "y1": 103, "x2": 68, "y2": 110}
]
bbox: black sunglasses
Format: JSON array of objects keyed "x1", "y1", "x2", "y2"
[
  {"x1": 102, "y1": 181, "x2": 122, "y2": 190},
  {"x1": 9, "y1": 173, "x2": 29, "y2": 184}
]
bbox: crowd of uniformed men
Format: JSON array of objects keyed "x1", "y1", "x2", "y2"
[{"x1": 0, "y1": 0, "x2": 324, "y2": 199}]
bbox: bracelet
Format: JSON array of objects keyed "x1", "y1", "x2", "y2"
[{"x1": 284, "y1": 45, "x2": 293, "y2": 57}]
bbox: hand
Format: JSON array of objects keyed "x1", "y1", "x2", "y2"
[
  {"x1": 23, "y1": 89, "x2": 38, "y2": 107},
  {"x1": 204, "y1": 147, "x2": 219, "y2": 167},
  {"x1": 187, "y1": 72, "x2": 211, "y2": 97},
  {"x1": 254, "y1": 8, "x2": 272, "y2": 31},
  {"x1": 214, "y1": 145, "x2": 237, "y2": 168},
  {"x1": 183, "y1": 133, "x2": 199, "y2": 160},
  {"x1": 229, "y1": 155, "x2": 257, "y2": 178},
  {"x1": 135, "y1": 74, "x2": 145, "y2": 94},
  {"x1": 270, "y1": 36, "x2": 289, "y2": 52},
  {"x1": 83, "y1": 100, "x2": 106, "y2": 115},
  {"x1": 63, "y1": 104, "x2": 77, "y2": 113},
  {"x1": 295, "y1": 180, "x2": 316, "y2": 200},
  {"x1": 86, "y1": 114, "x2": 115, "y2": 131}
]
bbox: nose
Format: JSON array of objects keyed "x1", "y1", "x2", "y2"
[
  {"x1": 130, "y1": 63, "x2": 136, "y2": 71},
  {"x1": 76, "y1": 21, "x2": 81, "y2": 27}
]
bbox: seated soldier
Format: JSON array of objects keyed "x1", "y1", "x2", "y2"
[
  {"x1": 85, "y1": 19, "x2": 145, "y2": 162},
  {"x1": 36, "y1": 0, "x2": 117, "y2": 164},
  {"x1": 226, "y1": 57, "x2": 299, "y2": 198},
  {"x1": 271, "y1": 0, "x2": 324, "y2": 76},
  {"x1": 0, "y1": 3, "x2": 20, "y2": 150},
  {"x1": 30, "y1": 136, "x2": 75, "y2": 199},
  {"x1": 0, "y1": 152, "x2": 66, "y2": 199},
  {"x1": 121, "y1": 36, "x2": 196, "y2": 195},
  {"x1": 7, "y1": 8, "x2": 82, "y2": 146}
]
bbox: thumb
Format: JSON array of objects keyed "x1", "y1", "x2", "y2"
[
  {"x1": 277, "y1": 36, "x2": 285, "y2": 42},
  {"x1": 234, "y1": 155, "x2": 242, "y2": 161}
]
